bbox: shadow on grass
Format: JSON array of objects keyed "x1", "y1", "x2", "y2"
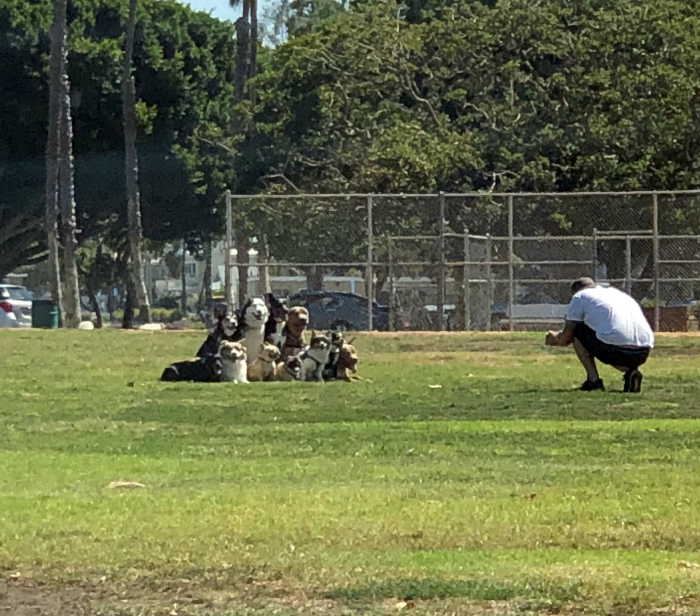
[{"x1": 324, "y1": 577, "x2": 583, "y2": 603}]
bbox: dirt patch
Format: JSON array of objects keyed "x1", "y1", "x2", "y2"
[{"x1": 0, "y1": 581, "x2": 93, "y2": 616}]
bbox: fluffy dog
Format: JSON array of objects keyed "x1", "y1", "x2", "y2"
[
  {"x1": 237, "y1": 298, "x2": 270, "y2": 365},
  {"x1": 281, "y1": 306, "x2": 309, "y2": 358},
  {"x1": 264, "y1": 293, "x2": 289, "y2": 348},
  {"x1": 197, "y1": 304, "x2": 238, "y2": 357},
  {"x1": 323, "y1": 331, "x2": 355, "y2": 380},
  {"x1": 274, "y1": 355, "x2": 303, "y2": 382},
  {"x1": 161, "y1": 354, "x2": 222, "y2": 383},
  {"x1": 336, "y1": 344, "x2": 360, "y2": 381},
  {"x1": 300, "y1": 331, "x2": 331, "y2": 382},
  {"x1": 247, "y1": 341, "x2": 281, "y2": 382},
  {"x1": 219, "y1": 341, "x2": 248, "y2": 383}
]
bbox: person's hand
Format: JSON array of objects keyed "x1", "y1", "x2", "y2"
[{"x1": 545, "y1": 331, "x2": 557, "y2": 347}]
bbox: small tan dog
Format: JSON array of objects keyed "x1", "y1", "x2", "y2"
[
  {"x1": 274, "y1": 355, "x2": 303, "y2": 382},
  {"x1": 336, "y1": 344, "x2": 360, "y2": 381},
  {"x1": 219, "y1": 341, "x2": 248, "y2": 383},
  {"x1": 247, "y1": 341, "x2": 281, "y2": 382}
]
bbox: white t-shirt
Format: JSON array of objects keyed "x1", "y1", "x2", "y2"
[{"x1": 566, "y1": 285, "x2": 654, "y2": 348}]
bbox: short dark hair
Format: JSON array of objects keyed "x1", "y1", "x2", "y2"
[{"x1": 571, "y1": 277, "x2": 596, "y2": 294}]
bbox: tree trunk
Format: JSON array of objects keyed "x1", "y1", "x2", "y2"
[
  {"x1": 180, "y1": 239, "x2": 187, "y2": 314},
  {"x1": 122, "y1": 0, "x2": 152, "y2": 324},
  {"x1": 307, "y1": 266, "x2": 324, "y2": 290},
  {"x1": 233, "y1": 2, "x2": 250, "y2": 107},
  {"x1": 374, "y1": 267, "x2": 389, "y2": 304},
  {"x1": 58, "y1": 68, "x2": 82, "y2": 328},
  {"x1": 236, "y1": 231, "x2": 249, "y2": 305},
  {"x1": 86, "y1": 283, "x2": 103, "y2": 328},
  {"x1": 202, "y1": 239, "x2": 213, "y2": 309},
  {"x1": 259, "y1": 235, "x2": 271, "y2": 294},
  {"x1": 248, "y1": 0, "x2": 258, "y2": 105},
  {"x1": 122, "y1": 271, "x2": 135, "y2": 329},
  {"x1": 45, "y1": 0, "x2": 65, "y2": 324}
]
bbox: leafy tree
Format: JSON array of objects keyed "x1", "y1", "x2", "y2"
[{"x1": 1, "y1": 0, "x2": 235, "y2": 281}]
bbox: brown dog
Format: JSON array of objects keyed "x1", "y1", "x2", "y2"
[
  {"x1": 336, "y1": 344, "x2": 360, "y2": 381},
  {"x1": 281, "y1": 306, "x2": 309, "y2": 358},
  {"x1": 274, "y1": 355, "x2": 303, "y2": 382},
  {"x1": 247, "y1": 341, "x2": 281, "y2": 382}
]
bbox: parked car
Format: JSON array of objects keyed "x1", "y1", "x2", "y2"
[
  {"x1": 0, "y1": 285, "x2": 33, "y2": 328},
  {"x1": 288, "y1": 290, "x2": 389, "y2": 331}
]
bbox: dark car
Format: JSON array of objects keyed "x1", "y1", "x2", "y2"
[{"x1": 287, "y1": 290, "x2": 389, "y2": 331}]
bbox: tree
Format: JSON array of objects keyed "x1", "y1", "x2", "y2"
[
  {"x1": 44, "y1": 0, "x2": 66, "y2": 321},
  {"x1": 122, "y1": 0, "x2": 152, "y2": 324},
  {"x1": 58, "y1": 50, "x2": 82, "y2": 327}
]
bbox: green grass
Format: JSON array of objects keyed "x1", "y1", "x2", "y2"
[{"x1": 2, "y1": 330, "x2": 700, "y2": 615}]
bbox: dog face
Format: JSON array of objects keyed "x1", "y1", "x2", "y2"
[
  {"x1": 330, "y1": 330, "x2": 344, "y2": 349},
  {"x1": 259, "y1": 341, "x2": 281, "y2": 363},
  {"x1": 286, "y1": 307, "x2": 309, "y2": 335},
  {"x1": 265, "y1": 293, "x2": 289, "y2": 323},
  {"x1": 285, "y1": 356, "x2": 303, "y2": 380},
  {"x1": 243, "y1": 298, "x2": 269, "y2": 326},
  {"x1": 339, "y1": 344, "x2": 358, "y2": 371},
  {"x1": 219, "y1": 341, "x2": 247, "y2": 363},
  {"x1": 222, "y1": 314, "x2": 238, "y2": 337},
  {"x1": 204, "y1": 304, "x2": 237, "y2": 336},
  {"x1": 308, "y1": 331, "x2": 330, "y2": 352}
]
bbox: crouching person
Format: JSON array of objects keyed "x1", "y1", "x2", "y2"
[{"x1": 545, "y1": 277, "x2": 654, "y2": 393}]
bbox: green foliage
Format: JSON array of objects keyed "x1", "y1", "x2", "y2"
[
  {"x1": 221, "y1": 0, "x2": 700, "y2": 267},
  {"x1": 0, "y1": 0, "x2": 235, "y2": 274}
]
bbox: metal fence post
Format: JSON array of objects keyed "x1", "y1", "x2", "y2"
[
  {"x1": 592, "y1": 227, "x2": 598, "y2": 280},
  {"x1": 366, "y1": 195, "x2": 374, "y2": 332},
  {"x1": 508, "y1": 195, "x2": 515, "y2": 332},
  {"x1": 437, "y1": 192, "x2": 446, "y2": 332},
  {"x1": 485, "y1": 233, "x2": 492, "y2": 332},
  {"x1": 464, "y1": 232, "x2": 471, "y2": 331},
  {"x1": 388, "y1": 236, "x2": 395, "y2": 332},
  {"x1": 625, "y1": 235, "x2": 633, "y2": 294},
  {"x1": 653, "y1": 193, "x2": 660, "y2": 331},
  {"x1": 224, "y1": 189, "x2": 233, "y2": 313}
]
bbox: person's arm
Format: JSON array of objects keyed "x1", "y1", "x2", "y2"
[{"x1": 545, "y1": 320, "x2": 578, "y2": 347}]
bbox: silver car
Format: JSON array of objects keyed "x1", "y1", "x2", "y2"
[{"x1": 0, "y1": 285, "x2": 33, "y2": 328}]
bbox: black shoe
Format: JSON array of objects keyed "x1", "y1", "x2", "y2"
[
  {"x1": 624, "y1": 369, "x2": 643, "y2": 393},
  {"x1": 580, "y1": 379, "x2": 605, "y2": 391}
]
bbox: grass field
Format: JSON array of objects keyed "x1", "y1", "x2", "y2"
[{"x1": 2, "y1": 330, "x2": 700, "y2": 615}]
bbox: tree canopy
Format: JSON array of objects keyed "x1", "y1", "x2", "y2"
[{"x1": 3, "y1": 0, "x2": 700, "y2": 279}]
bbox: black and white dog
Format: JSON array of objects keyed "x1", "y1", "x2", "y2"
[
  {"x1": 161, "y1": 354, "x2": 223, "y2": 383},
  {"x1": 300, "y1": 331, "x2": 332, "y2": 382},
  {"x1": 237, "y1": 297, "x2": 270, "y2": 365},
  {"x1": 264, "y1": 293, "x2": 289, "y2": 349},
  {"x1": 323, "y1": 330, "x2": 349, "y2": 380},
  {"x1": 197, "y1": 304, "x2": 239, "y2": 358}
]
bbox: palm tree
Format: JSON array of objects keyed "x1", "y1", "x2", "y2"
[
  {"x1": 230, "y1": 0, "x2": 258, "y2": 305},
  {"x1": 58, "y1": 67, "x2": 82, "y2": 328},
  {"x1": 121, "y1": 0, "x2": 152, "y2": 324},
  {"x1": 44, "y1": 0, "x2": 66, "y2": 324}
]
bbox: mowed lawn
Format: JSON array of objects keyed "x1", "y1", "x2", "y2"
[{"x1": 2, "y1": 330, "x2": 700, "y2": 615}]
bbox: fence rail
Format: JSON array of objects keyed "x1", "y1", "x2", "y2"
[{"x1": 223, "y1": 190, "x2": 700, "y2": 332}]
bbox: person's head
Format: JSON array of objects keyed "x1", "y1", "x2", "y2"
[{"x1": 570, "y1": 277, "x2": 596, "y2": 295}]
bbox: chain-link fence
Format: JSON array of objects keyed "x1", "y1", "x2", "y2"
[{"x1": 223, "y1": 191, "x2": 700, "y2": 332}]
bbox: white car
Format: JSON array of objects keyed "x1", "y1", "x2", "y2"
[{"x1": 0, "y1": 285, "x2": 33, "y2": 328}]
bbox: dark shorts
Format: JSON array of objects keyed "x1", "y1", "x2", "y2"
[{"x1": 573, "y1": 323, "x2": 651, "y2": 369}]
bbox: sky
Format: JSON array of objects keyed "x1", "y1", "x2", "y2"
[{"x1": 181, "y1": 0, "x2": 274, "y2": 21}]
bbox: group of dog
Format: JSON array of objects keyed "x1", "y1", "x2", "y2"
[{"x1": 160, "y1": 294, "x2": 360, "y2": 384}]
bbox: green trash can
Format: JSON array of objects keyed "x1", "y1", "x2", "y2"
[{"x1": 32, "y1": 299, "x2": 59, "y2": 329}]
